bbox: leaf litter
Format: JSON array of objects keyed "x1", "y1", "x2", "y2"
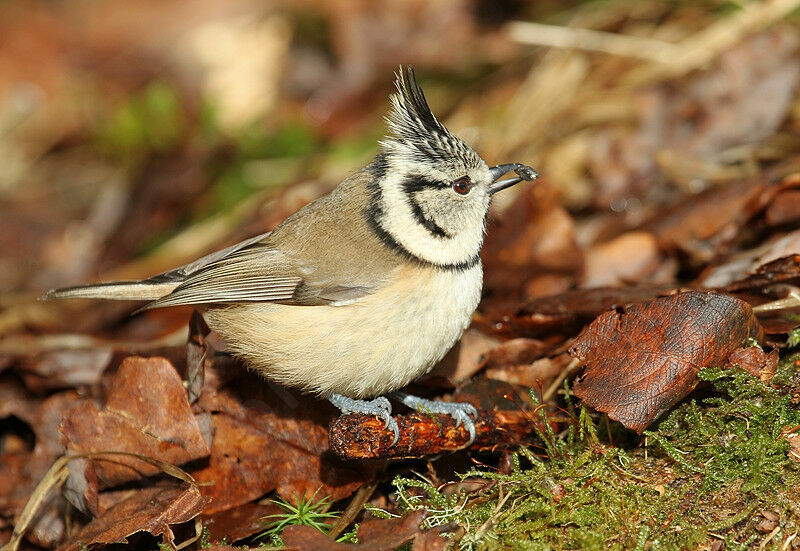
[{"x1": 3, "y1": 0, "x2": 800, "y2": 549}]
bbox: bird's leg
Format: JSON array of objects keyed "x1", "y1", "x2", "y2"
[
  {"x1": 327, "y1": 393, "x2": 399, "y2": 445},
  {"x1": 391, "y1": 391, "x2": 479, "y2": 445}
]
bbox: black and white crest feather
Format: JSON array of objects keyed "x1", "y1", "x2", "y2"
[{"x1": 381, "y1": 66, "x2": 482, "y2": 170}]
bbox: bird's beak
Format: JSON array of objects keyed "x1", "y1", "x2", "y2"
[{"x1": 488, "y1": 163, "x2": 539, "y2": 195}]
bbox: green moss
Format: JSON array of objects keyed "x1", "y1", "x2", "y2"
[
  {"x1": 646, "y1": 366, "x2": 800, "y2": 494},
  {"x1": 95, "y1": 82, "x2": 184, "y2": 161},
  {"x1": 383, "y1": 360, "x2": 800, "y2": 550}
]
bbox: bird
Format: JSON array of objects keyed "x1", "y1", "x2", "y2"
[{"x1": 43, "y1": 66, "x2": 538, "y2": 445}]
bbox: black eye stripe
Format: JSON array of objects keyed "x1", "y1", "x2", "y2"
[{"x1": 402, "y1": 175, "x2": 449, "y2": 193}]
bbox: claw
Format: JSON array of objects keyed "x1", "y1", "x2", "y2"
[
  {"x1": 391, "y1": 391, "x2": 479, "y2": 446},
  {"x1": 328, "y1": 393, "x2": 400, "y2": 445}
]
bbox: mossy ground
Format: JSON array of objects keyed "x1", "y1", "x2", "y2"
[{"x1": 380, "y1": 354, "x2": 800, "y2": 550}]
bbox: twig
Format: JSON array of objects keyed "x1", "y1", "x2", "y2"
[
  {"x1": 542, "y1": 358, "x2": 581, "y2": 403},
  {"x1": 327, "y1": 481, "x2": 378, "y2": 539},
  {"x1": 508, "y1": 21, "x2": 682, "y2": 63},
  {"x1": 328, "y1": 410, "x2": 543, "y2": 460},
  {"x1": 760, "y1": 525, "x2": 781, "y2": 551},
  {"x1": 753, "y1": 286, "x2": 800, "y2": 314},
  {"x1": 509, "y1": 0, "x2": 800, "y2": 85}
]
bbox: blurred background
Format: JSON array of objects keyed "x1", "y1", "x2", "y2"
[{"x1": 1, "y1": 0, "x2": 800, "y2": 337}]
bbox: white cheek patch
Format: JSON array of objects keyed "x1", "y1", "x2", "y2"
[{"x1": 377, "y1": 172, "x2": 488, "y2": 267}]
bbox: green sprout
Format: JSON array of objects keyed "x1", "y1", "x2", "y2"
[{"x1": 257, "y1": 490, "x2": 339, "y2": 546}]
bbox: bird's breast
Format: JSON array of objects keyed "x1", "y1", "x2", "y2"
[{"x1": 204, "y1": 263, "x2": 483, "y2": 398}]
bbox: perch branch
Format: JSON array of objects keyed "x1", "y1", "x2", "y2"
[{"x1": 328, "y1": 410, "x2": 543, "y2": 460}]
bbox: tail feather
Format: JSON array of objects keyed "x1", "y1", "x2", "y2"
[{"x1": 41, "y1": 280, "x2": 179, "y2": 302}]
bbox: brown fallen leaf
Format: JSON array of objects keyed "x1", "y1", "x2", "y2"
[
  {"x1": 782, "y1": 426, "x2": 800, "y2": 462},
  {"x1": 722, "y1": 254, "x2": 800, "y2": 292},
  {"x1": 193, "y1": 363, "x2": 372, "y2": 514},
  {"x1": 764, "y1": 174, "x2": 800, "y2": 226},
  {"x1": 570, "y1": 291, "x2": 762, "y2": 432},
  {"x1": 61, "y1": 356, "x2": 210, "y2": 488},
  {"x1": 426, "y1": 329, "x2": 502, "y2": 385},
  {"x1": 201, "y1": 501, "x2": 282, "y2": 544},
  {"x1": 485, "y1": 353, "x2": 572, "y2": 391},
  {"x1": 478, "y1": 338, "x2": 553, "y2": 371},
  {"x1": 282, "y1": 510, "x2": 426, "y2": 551},
  {"x1": 18, "y1": 348, "x2": 113, "y2": 393},
  {"x1": 488, "y1": 285, "x2": 680, "y2": 340},
  {"x1": 727, "y1": 346, "x2": 779, "y2": 383},
  {"x1": 57, "y1": 483, "x2": 205, "y2": 551},
  {"x1": 581, "y1": 231, "x2": 662, "y2": 289},
  {"x1": 0, "y1": 391, "x2": 83, "y2": 547},
  {"x1": 482, "y1": 183, "x2": 584, "y2": 311}
]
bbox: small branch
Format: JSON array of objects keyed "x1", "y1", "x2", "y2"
[
  {"x1": 328, "y1": 410, "x2": 542, "y2": 460},
  {"x1": 507, "y1": 21, "x2": 681, "y2": 63},
  {"x1": 542, "y1": 358, "x2": 581, "y2": 403}
]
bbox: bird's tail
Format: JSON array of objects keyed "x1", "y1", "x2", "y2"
[{"x1": 41, "y1": 280, "x2": 179, "y2": 301}]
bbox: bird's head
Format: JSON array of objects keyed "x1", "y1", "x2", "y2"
[{"x1": 365, "y1": 66, "x2": 538, "y2": 271}]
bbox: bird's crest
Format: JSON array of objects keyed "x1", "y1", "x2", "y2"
[{"x1": 381, "y1": 66, "x2": 482, "y2": 169}]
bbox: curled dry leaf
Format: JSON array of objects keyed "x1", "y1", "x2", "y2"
[
  {"x1": 57, "y1": 484, "x2": 205, "y2": 551},
  {"x1": 60, "y1": 356, "x2": 210, "y2": 488},
  {"x1": 570, "y1": 291, "x2": 762, "y2": 432},
  {"x1": 728, "y1": 346, "x2": 779, "y2": 383},
  {"x1": 782, "y1": 427, "x2": 800, "y2": 462},
  {"x1": 722, "y1": 254, "x2": 800, "y2": 292}
]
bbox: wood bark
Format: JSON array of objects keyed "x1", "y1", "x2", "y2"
[{"x1": 328, "y1": 410, "x2": 542, "y2": 459}]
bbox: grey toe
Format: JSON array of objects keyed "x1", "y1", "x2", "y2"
[
  {"x1": 327, "y1": 393, "x2": 399, "y2": 444},
  {"x1": 391, "y1": 392, "x2": 479, "y2": 446}
]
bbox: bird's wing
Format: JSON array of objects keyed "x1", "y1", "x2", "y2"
[
  {"x1": 140, "y1": 237, "x2": 375, "y2": 310},
  {"x1": 149, "y1": 231, "x2": 273, "y2": 282}
]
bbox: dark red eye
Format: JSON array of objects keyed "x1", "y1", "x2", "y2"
[{"x1": 452, "y1": 177, "x2": 472, "y2": 195}]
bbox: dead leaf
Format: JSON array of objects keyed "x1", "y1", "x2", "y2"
[
  {"x1": 61, "y1": 356, "x2": 210, "y2": 488},
  {"x1": 427, "y1": 329, "x2": 502, "y2": 385},
  {"x1": 282, "y1": 510, "x2": 426, "y2": 551},
  {"x1": 193, "y1": 364, "x2": 372, "y2": 514},
  {"x1": 582, "y1": 231, "x2": 662, "y2": 288},
  {"x1": 727, "y1": 346, "x2": 779, "y2": 383},
  {"x1": 479, "y1": 338, "x2": 553, "y2": 371},
  {"x1": 765, "y1": 187, "x2": 800, "y2": 226},
  {"x1": 489, "y1": 285, "x2": 680, "y2": 340},
  {"x1": 482, "y1": 183, "x2": 583, "y2": 310},
  {"x1": 699, "y1": 230, "x2": 800, "y2": 288},
  {"x1": 412, "y1": 529, "x2": 449, "y2": 551},
  {"x1": 57, "y1": 484, "x2": 205, "y2": 551},
  {"x1": 570, "y1": 291, "x2": 762, "y2": 432},
  {"x1": 589, "y1": 28, "x2": 800, "y2": 207},
  {"x1": 19, "y1": 348, "x2": 112, "y2": 393},
  {"x1": 782, "y1": 427, "x2": 800, "y2": 462},
  {"x1": 486, "y1": 353, "x2": 572, "y2": 390},
  {"x1": 723, "y1": 254, "x2": 800, "y2": 292},
  {"x1": 186, "y1": 310, "x2": 211, "y2": 403},
  {"x1": 0, "y1": 391, "x2": 82, "y2": 547},
  {"x1": 201, "y1": 501, "x2": 282, "y2": 544}
]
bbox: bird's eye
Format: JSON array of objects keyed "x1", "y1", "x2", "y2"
[{"x1": 452, "y1": 177, "x2": 472, "y2": 195}]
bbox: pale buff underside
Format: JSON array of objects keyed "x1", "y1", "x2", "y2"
[{"x1": 203, "y1": 262, "x2": 482, "y2": 398}]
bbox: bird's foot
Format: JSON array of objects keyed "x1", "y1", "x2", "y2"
[
  {"x1": 391, "y1": 391, "x2": 479, "y2": 445},
  {"x1": 327, "y1": 393, "x2": 399, "y2": 445}
]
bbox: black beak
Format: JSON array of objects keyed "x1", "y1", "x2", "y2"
[{"x1": 488, "y1": 163, "x2": 539, "y2": 195}]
